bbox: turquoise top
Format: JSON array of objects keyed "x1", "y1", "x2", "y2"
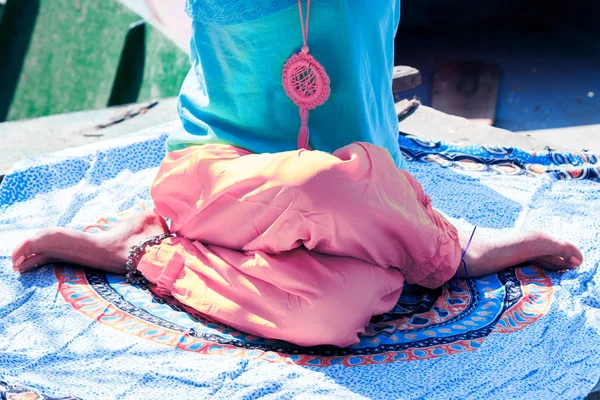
[{"x1": 169, "y1": 0, "x2": 406, "y2": 169}]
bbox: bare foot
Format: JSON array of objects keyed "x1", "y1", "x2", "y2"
[
  {"x1": 11, "y1": 211, "x2": 169, "y2": 274},
  {"x1": 459, "y1": 230, "x2": 584, "y2": 278}
]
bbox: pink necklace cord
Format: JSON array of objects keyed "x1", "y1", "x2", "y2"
[
  {"x1": 296, "y1": 0, "x2": 312, "y2": 148},
  {"x1": 297, "y1": 0, "x2": 311, "y2": 51},
  {"x1": 282, "y1": 0, "x2": 330, "y2": 150}
]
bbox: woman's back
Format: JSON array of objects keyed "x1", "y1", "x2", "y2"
[{"x1": 169, "y1": 0, "x2": 405, "y2": 168}]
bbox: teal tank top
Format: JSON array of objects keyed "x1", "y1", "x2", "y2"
[{"x1": 169, "y1": 0, "x2": 406, "y2": 169}]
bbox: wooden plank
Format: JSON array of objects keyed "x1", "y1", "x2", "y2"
[
  {"x1": 432, "y1": 61, "x2": 500, "y2": 125},
  {"x1": 393, "y1": 66, "x2": 421, "y2": 92}
]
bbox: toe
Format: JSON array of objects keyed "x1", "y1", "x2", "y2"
[
  {"x1": 533, "y1": 255, "x2": 577, "y2": 271},
  {"x1": 12, "y1": 238, "x2": 35, "y2": 265},
  {"x1": 14, "y1": 253, "x2": 53, "y2": 273},
  {"x1": 557, "y1": 241, "x2": 583, "y2": 267},
  {"x1": 527, "y1": 232, "x2": 584, "y2": 267},
  {"x1": 12, "y1": 228, "x2": 65, "y2": 265}
]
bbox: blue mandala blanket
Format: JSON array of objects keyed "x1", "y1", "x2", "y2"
[{"x1": 1, "y1": 124, "x2": 599, "y2": 400}]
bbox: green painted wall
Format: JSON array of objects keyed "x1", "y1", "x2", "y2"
[
  {"x1": 0, "y1": 0, "x2": 189, "y2": 122},
  {"x1": 138, "y1": 26, "x2": 190, "y2": 101}
]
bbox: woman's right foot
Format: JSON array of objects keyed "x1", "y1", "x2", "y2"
[
  {"x1": 12, "y1": 210, "x2": 169, "y2": 274},
  {"x1": 459, "y1": 230, "x2": 584, "y2": 278}
]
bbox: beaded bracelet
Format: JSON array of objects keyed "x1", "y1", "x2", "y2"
[{"x1": 125, "y1": 233, "x2": 175, "y2": 285}]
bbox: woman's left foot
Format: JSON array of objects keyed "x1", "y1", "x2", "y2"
[{"x1": 11, "y1": 210, "x2": 169, "y2": 274}]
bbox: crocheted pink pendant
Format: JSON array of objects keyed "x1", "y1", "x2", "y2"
[
  {"x1": 282, "y1": 47, "x2": 331, "y2": 149},
  {"x1": 283, "y1": 49, "x2": 331, "y2": 110}
]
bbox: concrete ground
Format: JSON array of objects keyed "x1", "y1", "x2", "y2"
[
  {"x1": 396, "y1": 100, "x2": 600, "y2": 154},
  {"x1": 0, "y1": 97, "x2": 179, "y2": 176}
]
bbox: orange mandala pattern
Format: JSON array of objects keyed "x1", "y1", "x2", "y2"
[{"x1": 56, "y1": 259, "x2": 552, "y2": 367}]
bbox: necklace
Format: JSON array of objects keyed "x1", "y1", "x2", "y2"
[{"x1": 282, "y1": 0, "x2": 331, "y2": 150}]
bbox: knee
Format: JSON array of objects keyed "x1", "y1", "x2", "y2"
[
  {"x1": 290, "y1": 306, "x2": 361, "y2": 347},
  {"x1": 281, "y1": 150, "x2": 371, "y2": 205},
  {"x1": 290, "y1": 290, "x2": 367, "y2": 347},
  {"x1": 276, "y1": 150, "x2": 335, "y2": 186}
]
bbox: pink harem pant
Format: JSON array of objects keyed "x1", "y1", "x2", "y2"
[{"x1": 138, "y1": 142, "x2": 461, "y2": 347}]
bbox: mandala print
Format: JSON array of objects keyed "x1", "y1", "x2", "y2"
[
  {"x1": 55, "y1": 202, "x2": 553, "y2": 367},
  {"x1": 399, "y1": 136, "x2": 600, "y2": 181}
]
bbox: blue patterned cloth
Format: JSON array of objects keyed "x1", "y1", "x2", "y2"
[{"x1": 0, "y1": 124, "x2": 599, "y2": 399}]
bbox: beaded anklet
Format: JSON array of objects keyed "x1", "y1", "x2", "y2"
[{"x1": 125, "y1": 233, "x2": 175, "y2": 285}]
